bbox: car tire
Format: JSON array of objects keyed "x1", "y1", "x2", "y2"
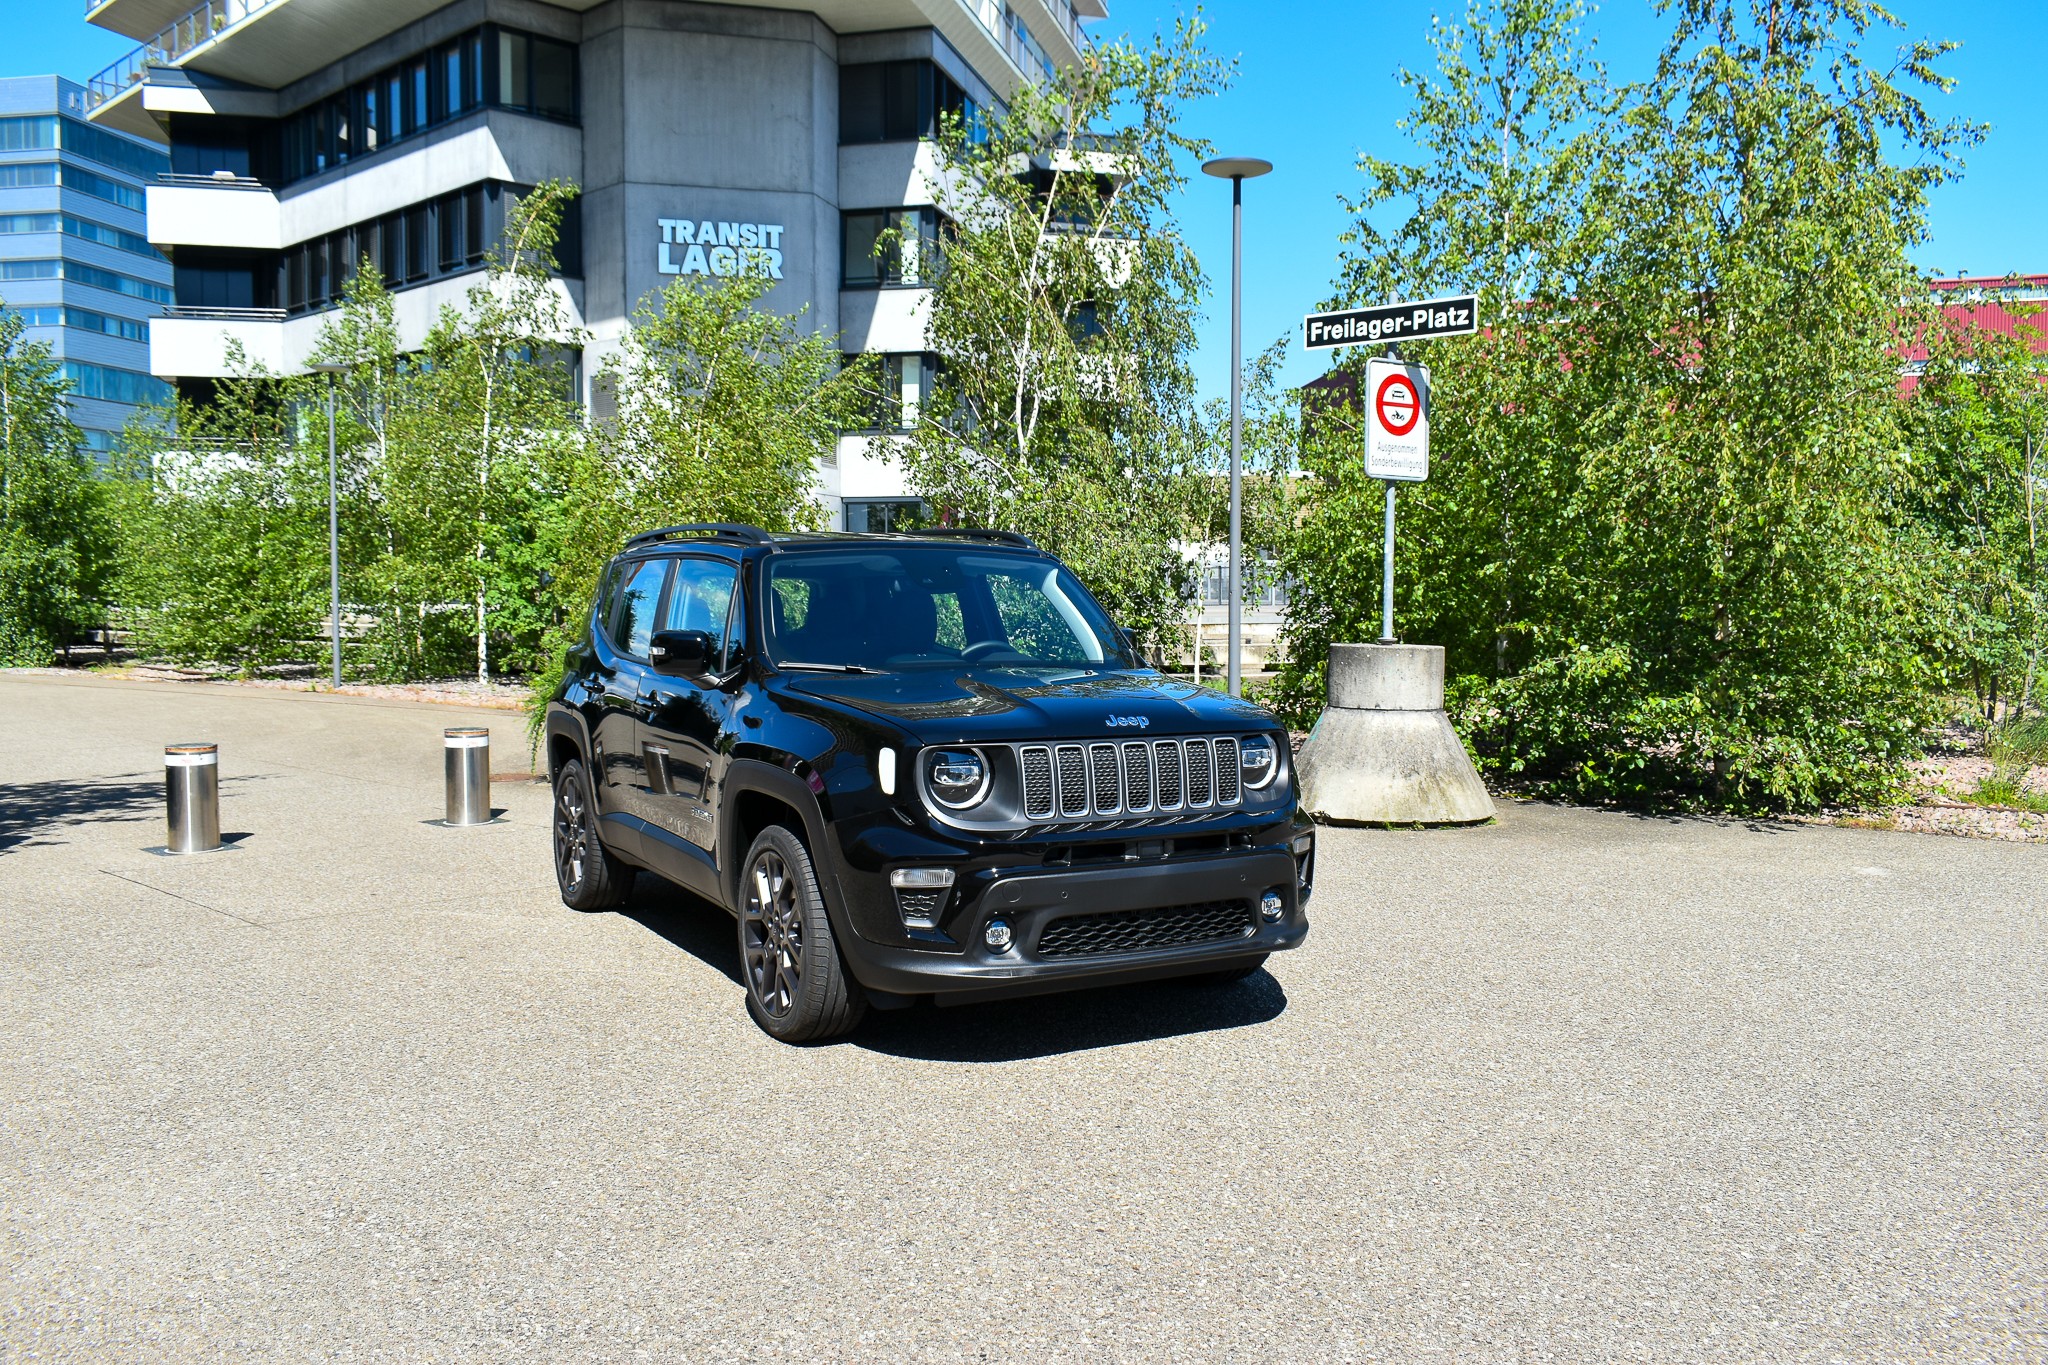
[
  {"x1": 738, "y1": 825, "x2": 868, "y2": 1043},
  {"x1": 1189, "y1": 954, "x2": 1269, "y2": 985},
  {"x1": 552, "y1": 757, "x2": 633, "y2": 911}
]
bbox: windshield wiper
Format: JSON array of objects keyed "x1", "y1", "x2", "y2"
[{"x1": 777, "y1": 661, "x2": 885, "y2": 675}]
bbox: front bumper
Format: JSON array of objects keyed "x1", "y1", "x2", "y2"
[{"x1": 834, "y1": 848, "x2": 1309, "y2": 1005}]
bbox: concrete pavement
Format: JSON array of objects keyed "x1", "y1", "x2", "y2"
[{"x1": 2, "y1": 671, "x2": 2043, "y2": 1361}]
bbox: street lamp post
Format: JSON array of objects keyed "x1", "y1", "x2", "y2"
[
  {"x1": 1201, "y1": 156, "x2": 1272, "y2": 699},
  {"x1": 310, "y1": 361, "x2": 350, "y2": 689}
]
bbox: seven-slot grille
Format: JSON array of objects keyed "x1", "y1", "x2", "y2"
[{"x1": 1019, "y1": 736, "x2": 1246, "y2": 822}]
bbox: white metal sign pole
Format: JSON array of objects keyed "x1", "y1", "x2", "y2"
[
  {"x1": 1381, "y1": 481, "x2": 1398, "y2": 643},
  {"x1": 1381, "y1": 342, "x2": 1399, "y2": 643}
]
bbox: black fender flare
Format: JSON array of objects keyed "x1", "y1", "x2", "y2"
[
  {"x1": 719, "y1": 757, "x2": 842, "y2": 920},
  {"x1": 543, "y1": 707, "x2": 593, "y2": 779}
]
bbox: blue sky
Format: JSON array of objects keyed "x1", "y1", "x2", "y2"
[{"x1": 18, "y1": 0, "x2": 2043, "y2": 403}]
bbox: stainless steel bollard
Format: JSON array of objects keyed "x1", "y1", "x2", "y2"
[
  {"x1": 444, "y1": 727, "x2": 491, "y2": 826},
  {"x1": 164, "y1": 742, "x2": 221, "y2": 854}
]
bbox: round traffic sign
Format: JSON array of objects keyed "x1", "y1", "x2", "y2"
[{"x1": 1375, "y1": 372, "x2": 1420, "y2": 436}]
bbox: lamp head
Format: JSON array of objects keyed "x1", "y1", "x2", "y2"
[{"x1": 1202, "y1": 157, "x2": 1273, "y2": 181}]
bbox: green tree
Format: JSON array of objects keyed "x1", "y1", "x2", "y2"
[
  {"x1": 407, "y1": 180, "x2": 588, "y2": 683},
  {"x1": 1899, "y1": 299, "x2": 2046, "y2": 719},
  {"x1": 898, "y1": 17, "x2": 1232, "y2": 649},
  {"x1": 110, "y1": 347, "x2": 331, "y2": 670},
  {"x1": 0, "y1": 306, "x2": 109, "y2": 665},
  {"x1": 1279, "y1": 0, "x2": 1977, "y2": 810}
]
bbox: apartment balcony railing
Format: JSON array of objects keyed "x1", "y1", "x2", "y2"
[
  {"x1": 158, "y1": 171, "x2": 270, "y2": 190},
  {"x1": 164, "y1": 305, "x2": 288, "y2": 321},
  {"x1": 957, "y1": 0, "x2": 1066, "y2": 82},
  {"x1": 85, "y1": 0, "x2": 282, "y2": 113}
]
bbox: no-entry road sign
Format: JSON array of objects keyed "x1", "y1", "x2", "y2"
[
  {"x1": 1303, "y1": 294, "x2": 1478, "y2": 350},
  {"x1": 1366, "y1": 358, "x2": 1429, "y2": 482}
]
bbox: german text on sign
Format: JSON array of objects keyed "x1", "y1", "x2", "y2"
[
  {"x1": 1303, "y1": 294, "x2": 1479, "y2": 350},
  {"x1": 1365, "y1": 358, "x2": 1429, "y2": 482}
]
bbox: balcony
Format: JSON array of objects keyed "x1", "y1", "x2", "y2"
[
  {"x1": 85, "y1": 0, "x2": 281, "y2": 119},
  {"x1": 148, "y1": 173, "x2": 281, "y2": 250},
  {"x1": 85, "y1": 0, "x2": 456, "y2": 133},
  {"x1": 152, "y1": 307, "x2": 287, "y2": 376}
]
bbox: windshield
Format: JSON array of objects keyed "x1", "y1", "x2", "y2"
[{"x1": 765, "y1": 547, "x2": 1139, "y2": 673}]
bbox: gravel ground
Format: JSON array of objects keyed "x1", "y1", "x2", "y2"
[{"x1": 3, "y1": 672, "x2": 2045, "y2": 1362}]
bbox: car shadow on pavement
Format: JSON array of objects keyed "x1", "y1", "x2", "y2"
[
  {"x1": 0, "y1": 773, "x2": 167, "y2": 854},
  {"x1": 616, "y1": 874, "x2": 745, "y2": 988},
  {"x1": 853, "y1": 973, "x2": 1289, "y2": 1063},
  {"x1": 612, "y1": 873, "x2": 1288, "y2": 1061}
]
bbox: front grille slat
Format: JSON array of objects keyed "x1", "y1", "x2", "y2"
[
  {"x1": 1154, "y1": 740, "x2": 1183, "y2": 809},
  {"x1": 1055, "y1": 745, "x2": 1089, "y2": 818},
  {"x1": 1089, "y1": 743, "x2": 1121, "y2": 814},
  {"x1": 1214, "y1": 737, "x2": 1240, "y2": 804},
  {"x1": 1036, "y1": 898, "x2": 1257, "y2": 958},
  {"x1": 1121, "y1": 742, "x2": 1153, "y2": 812},
  {"x1": 1021, "y1": 746, "x2": 1054, "y2": 819},
  {"x1": 1185, "y1": 738, "x2": 1213, "y2": 807}
]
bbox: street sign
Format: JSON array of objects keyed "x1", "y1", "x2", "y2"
[
  {"x1": 1365, "y1": 358, "x2": 1429, "y2": 482},
  {"x1": 1302, "y1": 294, "x2": 1478, "y2": 350}
]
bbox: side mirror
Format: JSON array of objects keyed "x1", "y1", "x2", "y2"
[{"x1": 649, "y1": 629, "x2": 715, "y2": 678}]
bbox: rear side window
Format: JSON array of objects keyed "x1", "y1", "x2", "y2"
[
  {"x1": 593, "y1": 562, "x2": 625, "y2": 637},
  {"x1": 611, "y1": 559, "x2": 670, "y2": 659}
]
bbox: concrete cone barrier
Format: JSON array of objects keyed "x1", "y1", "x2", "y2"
[{"x1": 1295, "y1": 643, "x2": 1494, "y2": 825}]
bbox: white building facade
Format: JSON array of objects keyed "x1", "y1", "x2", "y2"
[{"x1": 83, "y1": 0, "x2": 1102, "y2": 527}]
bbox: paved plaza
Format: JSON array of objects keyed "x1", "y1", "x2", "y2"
[{"x1": 3, "y1": 672, "x2": 2044, "y2": 1361}]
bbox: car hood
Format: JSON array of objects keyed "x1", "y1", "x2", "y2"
[{"x1": 773, "y1": 667, "x2": 1276, "y2": 742}]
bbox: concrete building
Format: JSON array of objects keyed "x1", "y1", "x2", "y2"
[
  {"x1": 0, "y1": 75, "x2": 172, "y2": 457},
  {"x1": 81, "y1": 0, "x2": 1104, "y2": 525}
]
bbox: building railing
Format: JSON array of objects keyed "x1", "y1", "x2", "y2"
[
  {"x1": 163, "y1": 305, "x2": 288, "y2": 321},
  {"x1": 85, "y1": 0, "x2": 283, "y2": 114},
  {"x1": 157, "y1": 171, "x2": 271, "y2": 190},
  {"x1": 956, "y1": 0, "x2": 1064, "y2": 81}
]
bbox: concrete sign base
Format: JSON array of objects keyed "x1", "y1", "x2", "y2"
[{"x1": 1296, "y1": 643, "x2": 1495, "y2": 825}]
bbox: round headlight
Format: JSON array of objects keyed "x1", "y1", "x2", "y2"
[
  {"x1": 1240, "y1": 734, "x2": 1278, "y2": 789},
  {"x1": 926, "y1": 748, "x2": 991, "y2": 809}
]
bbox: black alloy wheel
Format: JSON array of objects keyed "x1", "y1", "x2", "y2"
[
  {"x1": 552, "y1": 758, "x2": 631, "y2": 910},
  {"x1": 738, "y1": 825, "x2": 867, "y2": 1043}
]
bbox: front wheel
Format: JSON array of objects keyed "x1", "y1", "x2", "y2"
[
  {"x1": 553, "y1": 758, "x2": 632, "y2": 911},
  {"x1": 738, "y1": 826, "x2": 867, "y2": 1043}
]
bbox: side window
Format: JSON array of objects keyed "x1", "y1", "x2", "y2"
[
  {"x1": 662, "y1": 558, "x2": 740, "y2": 670},
  {"x1": 611, "y1": 559, "x2": 669, "y2": 660},
  {"x1": 593, "y1": 561, "x2": 625, "y2": 637}
]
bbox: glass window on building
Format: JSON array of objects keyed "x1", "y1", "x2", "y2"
[
  {"x1": 845, "y1": 353, "x2": 939, "y2": 432},
  {"x1": 842, "y1": 208, "x2": 941, "y2": 288},
  {"x1": 843, "y1": 499, "x2": 931, "y2": 534},
  {"x1": 840, "y1": 60, "x2": 980, "y2": 145}
]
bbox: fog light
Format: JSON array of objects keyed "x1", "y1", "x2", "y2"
[
  {"x1": 1259, "y1": 889, "x2": 1285, "y2": 922},
  {"x1": 890, "y1": 868, "x2": 955, "y2": 929},
  {"x1": 1292, "y1": 833, "x2": 1313, "y2": 856},
  {"x1": 983, "y1": 919, "x2": 1014, "y2": 952}
]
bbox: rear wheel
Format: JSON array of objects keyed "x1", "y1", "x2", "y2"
[
  {"x1": 738, "y1": 825, "x2": 867, "y2": 1043},
  {"x1": 553, "y1": 758, "x2": 632, "y2": 911}
]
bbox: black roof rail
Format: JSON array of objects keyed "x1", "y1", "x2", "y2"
[
  {"x1": 916, "y1": 527, "x2": 1040, "y2": 550},
  {"x1": 625, "y1": 523, "x2": 773, "y2": 549}
]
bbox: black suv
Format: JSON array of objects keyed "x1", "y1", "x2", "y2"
[{"x1": 544, "y1": 524, "x2": 1313, "y2": 1042}]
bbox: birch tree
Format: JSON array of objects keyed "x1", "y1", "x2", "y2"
[{"x1": 897, "y1": 17, "x2": 1231, "y2": 648}]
